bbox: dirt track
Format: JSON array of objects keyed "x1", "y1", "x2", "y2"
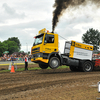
[{"x1": 0, "y1": 64, "x2": 100, "y2": 100}]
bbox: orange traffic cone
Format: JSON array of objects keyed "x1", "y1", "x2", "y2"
[{"x1": 10, "y1": 65, "x2": 15, "y2": 73}]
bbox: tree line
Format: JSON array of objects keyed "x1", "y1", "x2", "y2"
[{"x1": 0, "y1": 37, "x2": 21, "y2": 56}]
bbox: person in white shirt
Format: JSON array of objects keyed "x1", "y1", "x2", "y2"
[{"x1": 25, "y1": 55, "x2": 28, "y2": 70}]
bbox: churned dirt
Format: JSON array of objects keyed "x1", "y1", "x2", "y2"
[{"x1": 0, "y1": 64, "x2": 100, "y2": 100}]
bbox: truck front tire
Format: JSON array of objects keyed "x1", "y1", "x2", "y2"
[
  {"x1": 80, "y1": 61, "x2": 93, "y2": 72},
  {"x1": 39, "y1": 63, "x2": 48, "y2": 69},
  {"x1": 49, "y1": 57, "x2": 60, "y2": 69}
]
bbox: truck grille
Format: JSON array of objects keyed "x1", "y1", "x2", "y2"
[{"x1": 32, "y1": 47, "x2": 40, "y2": 54}]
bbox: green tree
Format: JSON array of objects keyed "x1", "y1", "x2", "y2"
[
  {"x1": 0, "y1": 41, "x2": 8, "y2": 56},
  {"x1": 7, "y1": 41, "x2": 19, "y2": 54},
  {"x1": 82, "y1": 28, "x2": 100, "y2": 50},
  {"x1": 0, "y1": 37, "x2": 21, "y2": 56},
  {"x1": 0, "y1": 42, "x2": 2, "y2": 56},
  {"x1": 8, "y1": 37, "x2": 21, "y2": 51}
]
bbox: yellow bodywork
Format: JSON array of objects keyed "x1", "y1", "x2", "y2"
[
  {"x1": 69, "y1": 40, "x2": 93, "y2": 58},
  {"x1": 31, "y1": 28, "x2": 58, "y2": 63},
  {"x1": 31, "y1": 57, "x2": 49, "y2": 63}
]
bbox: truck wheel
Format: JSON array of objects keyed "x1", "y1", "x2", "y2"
[
  {"x1": 39, "y1": 63, "x2": 48, "y2": 69},
  {"x1": 81, "y1": 61, "x2": 93, "y2": 72},
  {"x1": 69, "y1": 66, "x2": 79, "y2": 72},
  {"x1": 49, "y1": 57, "x2": 60, "y2": 69}
]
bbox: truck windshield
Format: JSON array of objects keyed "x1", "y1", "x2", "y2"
[{"x1": 33, "y1": 34, "x2": 44, "y2": 46}]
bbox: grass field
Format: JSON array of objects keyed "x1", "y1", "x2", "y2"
[
  {"x1": 0, "y1": 63, "x2": 35, "y2": 66},
  {"x1": 0, "y1": 65, "x2": 69, "y2": 73}
]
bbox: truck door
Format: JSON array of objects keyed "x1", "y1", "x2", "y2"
[{"x1": 43, "y1": 34, "x2": 56, "y2": 53}]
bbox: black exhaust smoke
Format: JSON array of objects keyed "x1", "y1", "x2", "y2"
[{"x1": 52, "y1": 0, "x2": 100, "y2": 32}]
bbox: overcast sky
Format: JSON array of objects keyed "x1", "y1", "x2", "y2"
[{"x1": 0, "y1": 0, "x2": 100, "y2": 53}]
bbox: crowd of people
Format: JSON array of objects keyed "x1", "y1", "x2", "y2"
[
  {"x1": 0, "y1": 53, "x2": 31, "y2": 61},
  {"x1": 92, "y1": 53, "x2": 100, "y2": 59}
]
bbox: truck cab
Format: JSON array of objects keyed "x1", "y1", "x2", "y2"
[{"x1": 31, "y1": 28, "x2": 60, "y2": 69}]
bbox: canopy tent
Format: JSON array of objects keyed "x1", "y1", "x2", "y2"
[{"x1": 3, "y1": 51, "x2": 9, "y2": 54}]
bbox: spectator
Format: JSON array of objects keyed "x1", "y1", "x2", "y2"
[{"x1": 24, "y1": 55, "x2": 28, "y2": 70}]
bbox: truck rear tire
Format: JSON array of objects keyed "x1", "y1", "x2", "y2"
[
  {"x1": 39, "y1": 63, "x2": 48, "y2": 69},
  {"x1": 69, "y1": 66, "x2": 79, "y2": 72},
  {"x1": 49, "y1": 57, "x2": 60, "y2": 69},
  {"x1": 80, "y1": 61, "x2": 93, "y2": 72}
]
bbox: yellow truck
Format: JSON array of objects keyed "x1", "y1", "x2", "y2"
[{"x1": 31, "y1": 28, "x2": 97, "y2": 72}]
